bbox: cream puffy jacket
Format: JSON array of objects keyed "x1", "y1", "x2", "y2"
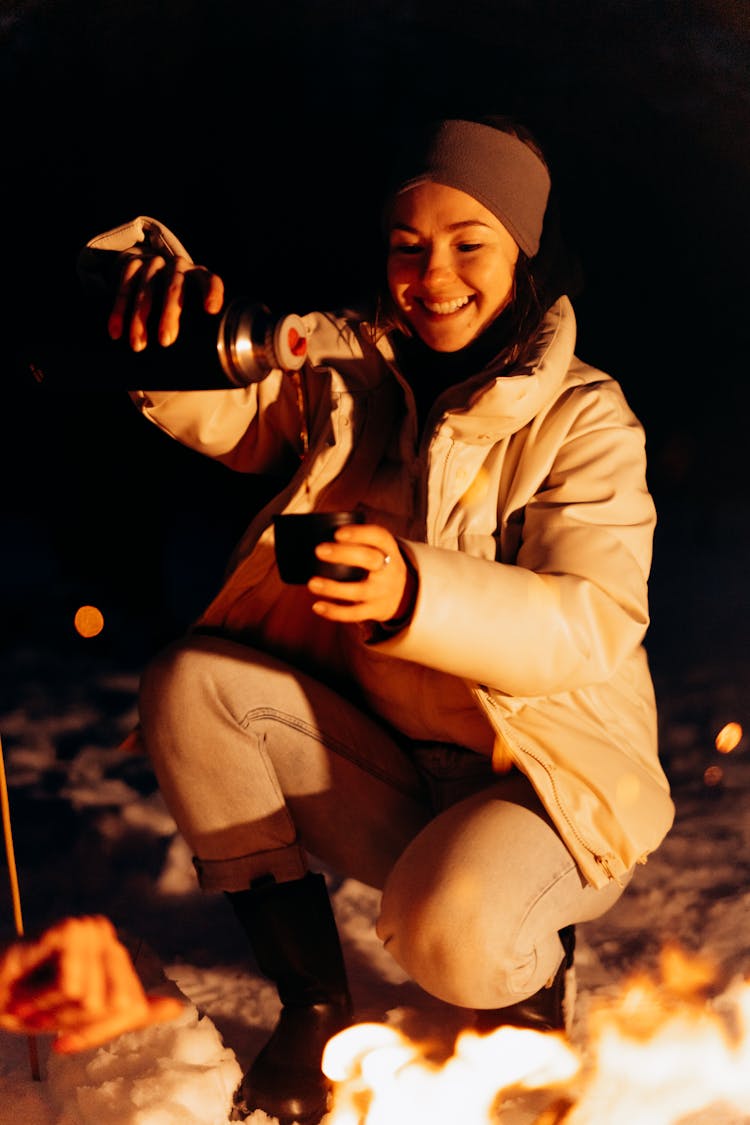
[{"x1": 84, "y1": 217, "x2": 675, "y2": 889}]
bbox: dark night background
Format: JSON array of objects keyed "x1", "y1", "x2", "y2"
[{"x1": 1, "y1": 0, "x2": 749, "y2": 686}]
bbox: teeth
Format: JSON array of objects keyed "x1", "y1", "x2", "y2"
[{"x1": 422, "y1": 296, "x2": 470, "y2": 315}]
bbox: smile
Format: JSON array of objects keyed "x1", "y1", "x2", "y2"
[{"x1": 419, "y1": 295, "x2": 472, "y2": 315}]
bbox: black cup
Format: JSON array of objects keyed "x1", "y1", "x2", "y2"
[{"x1": 273, "y1": 511, "x2": 367, "y2": 585}]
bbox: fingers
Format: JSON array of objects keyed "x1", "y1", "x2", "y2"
[
  {"x1": 159, "y1": 266, "x2": 225, "y2": 347},
  {"x1": 309, "y1": 525, "x2": 408, "y2": 623},
  {"x1": 129, "y1": 255, "x2": 175, "y2": 351},
  {"x1": 107, "y1": 254, "x2": 147, "y2": 343},
  {"x1": 107, "y1": 254, "x2": 225, "y2": 350},
  {"x1": 153, "y1": 258, "x2": 186, "y2": 348},
  {"x1": 201, "y1": 270, "x2": 226, "y2": 315},
  {"x1": 328, "y1": 523, "x2": 397, "y2": 564}
]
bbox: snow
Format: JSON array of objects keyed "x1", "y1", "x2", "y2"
[
  {"x1": 46, "y1": 1005, "x2": 242, "y2": 1125},
  {"x1": 1, "y1": 503, "x2": 749, "y2": 1123}
]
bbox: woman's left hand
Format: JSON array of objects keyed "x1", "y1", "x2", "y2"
[{"x1": 309, "y1": 524, "x2": 416, "y2": 625}]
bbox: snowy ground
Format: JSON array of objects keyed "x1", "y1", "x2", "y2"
[{"x1": 1, "y1": 498, "x2": 749, "y2": 1123}]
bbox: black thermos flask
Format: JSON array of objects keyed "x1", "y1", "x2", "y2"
[{"x1": 24, "y1": 253, "x2": 309, "y2": 391}]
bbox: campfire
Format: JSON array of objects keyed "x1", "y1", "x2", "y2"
[{"x1": 321, "y1": 945, "x2": 750, "y2": 1124}]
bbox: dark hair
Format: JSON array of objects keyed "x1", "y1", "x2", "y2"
[{"x1": 367, "y1": 113, "x2": 581, "y2": 371}]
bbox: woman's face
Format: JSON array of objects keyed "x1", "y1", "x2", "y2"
[{"x1": 386, "y1": 181, "x2": 520, "y2": 353}]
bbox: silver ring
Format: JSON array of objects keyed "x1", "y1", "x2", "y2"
[{"x1": 382, "y1": 554, "x2": 392, "y2": 567}]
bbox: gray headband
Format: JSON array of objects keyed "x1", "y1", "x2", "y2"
[{"x1": 388, "y1": 119, "x2": 551, "y2": 258}]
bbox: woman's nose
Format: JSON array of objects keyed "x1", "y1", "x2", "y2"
[{"x1": 421, "y1": 246, "x2": 454, "y2": 282}]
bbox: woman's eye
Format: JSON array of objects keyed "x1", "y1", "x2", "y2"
[
  {"x1": 389, "y1": 244, "x2": 423, "y2": 256},
  {"x1": 457, "y1": 242, "x2": 482, "y2": 253}
]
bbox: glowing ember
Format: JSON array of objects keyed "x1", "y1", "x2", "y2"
[
  {"x1": 715, "y1": 722, "x2": 743, "y2": 754},
  {"x1": 74, "y1": 604, "x2": 105, "y2": 637},
  {"x1": 322, "y1": 950, "x2": 750, "y2": 1124}
]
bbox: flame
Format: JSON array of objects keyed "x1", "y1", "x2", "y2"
[
  {"x1": 323, "y1": 1020, "x2": 578, "y2": 1124},
  {"x1": 565, "y1": 972, "x2": 750, "y2": 1124},
  {"x1": 322, "y1": 950, "x2": 750, "y2": 1123}
]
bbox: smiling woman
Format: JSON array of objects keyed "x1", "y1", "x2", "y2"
[
  {"x1": 386, "y1": 181, "x2": 520, "y2": 353},
  {"x1": 382, "y1": 121, "x2": 545, "y2": 353},
  {"x1": 74, "y1": 111, "x2": 674, "y2": 1124}
]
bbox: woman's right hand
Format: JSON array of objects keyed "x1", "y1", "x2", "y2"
[{"x1": 108, "y1": 252, "x2": 225, "y2": 352}]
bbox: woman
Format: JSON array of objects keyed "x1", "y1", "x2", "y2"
[{"x1": 80, "y1": 115, "x2": 674, "y2": 1124}]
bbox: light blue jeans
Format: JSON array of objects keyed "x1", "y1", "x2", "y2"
[{"x1": 138, "y1": 634, "x2": 630, "y2": 1008}]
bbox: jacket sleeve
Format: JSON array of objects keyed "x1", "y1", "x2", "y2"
[
  {"x1": 373, "y1": 381, "x2": 656, "y2": 697},
  {"x1": 78, "y1": 216, "x2": 308, "y2": 474},
  {"x1": 80, "y1": 215, "x2": 194, "y2": 261}
]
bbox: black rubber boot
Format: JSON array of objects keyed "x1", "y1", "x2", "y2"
[
  {"x1": 226, "y1": 872, "x2": 353, "y2": 1124},
  {"x1": 475, "y1": 925, "x2": 576, "y2": 1035}
]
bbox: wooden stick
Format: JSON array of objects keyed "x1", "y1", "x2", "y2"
[{"x1": 0, "y1": 734, "x2": 41, "y2": 1080}]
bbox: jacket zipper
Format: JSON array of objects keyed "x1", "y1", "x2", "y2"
[
  {"x1": 424, "y1": 433, "x2": 454, "y2": 545},
  {"x1": 481, "y1": 695, "x2": 621, "y2": 883}
]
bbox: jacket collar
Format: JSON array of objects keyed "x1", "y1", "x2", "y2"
[{"x1": 378, "y1": 296, "x2": 577, "y2": 443}]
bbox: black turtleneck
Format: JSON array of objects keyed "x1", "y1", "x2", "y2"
[{"x1": 390, "y1": 304, "x2": 518, "y2": 436}]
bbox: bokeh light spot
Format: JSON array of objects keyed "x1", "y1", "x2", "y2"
[
  {"x1": 715, "y1": 721, "x2": 742, "y2": 754},
  {"x1": 74, "y1": 604, "x2": 104, "y2": 638}
]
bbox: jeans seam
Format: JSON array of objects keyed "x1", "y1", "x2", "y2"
[
  {"x1": 238, "y1": 705, "x2": 420, "y2": 798},
  {"x1": 500, "y1": 861, "x2": 578, "y2": 998},
  {"x1": 518, "y1": 859, "x2": 579, "y2": 939}
]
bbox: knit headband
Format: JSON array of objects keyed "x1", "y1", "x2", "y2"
[{"x1": 387, "y1": 119, "x2": 551, "y2": 258}]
